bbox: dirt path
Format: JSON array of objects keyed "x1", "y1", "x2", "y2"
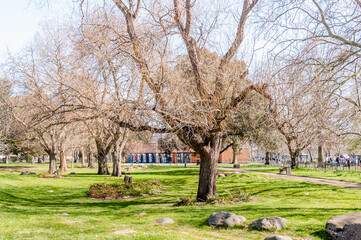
[{"x1": 218, "y1": 167, "x2": 361, "y2": 189}]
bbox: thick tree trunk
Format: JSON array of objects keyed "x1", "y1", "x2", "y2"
[
  {"x1": 290, "y1": 151, "x2": 299, "y2": 169},
  {"x1": 265, "y1": 152, "x2": 271, "y2": 165},
  {"x1": 87, "y1": 147, "x2": 94, "y2": 168},
  {"x1": 232, "y1": 145, "x2": 238, "y2": 164},
  {"x1": 196, "y1": 133, "x2": 222, "y2": 202},
  {"x1": 317, "y1": 145, "x2": 323, "y2": 168},
  {"x1": 49, "y1": 152, "x2": 57, "y2": 174},
  {"x1": 112, "y1": 150, "x2": 122, "y2": 177},
  {"x1": 59, "y1": 143, "x2": 68, "y2": 173},
  {"x1": 97, "y1": 153, "x2": 109, "y2": 175}
]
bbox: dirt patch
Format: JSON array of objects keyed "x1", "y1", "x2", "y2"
[{"x1": 0, "y1": 166, "x2": 42, "y2": 171}]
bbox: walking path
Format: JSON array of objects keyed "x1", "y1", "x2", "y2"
[{"x1": 218, "y1": 167, "x2": 361, "y2": 189}]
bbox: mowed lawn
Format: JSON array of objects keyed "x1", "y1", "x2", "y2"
[
  {"x1": 223, "y1": 164, "x2": 361, "y2": 183},
  {"x1": 0, "y1": 164, "x2": 360, "y2": 240}
]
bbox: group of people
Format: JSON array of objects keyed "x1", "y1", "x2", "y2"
[{"x1": 327, "y1": 156, "x2": 361, "y2": 167}]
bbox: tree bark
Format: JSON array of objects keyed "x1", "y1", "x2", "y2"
[
  {"x1": 317, "y1": 145, "x2": 323, "y2": 168},
  {"x1": 48, "y1": 152, "x2": 57, "y2": 174},
  {"x1": 265, "y1": 152, "x2": 271, "y2": 165},
  {"x1": 112, "y1": 149, "x2": 122, "y2": 177},
  {"x1": 232, "y1": 145, "x2": 238, "y2": 164},
  {"x1": 290, "y1": 151, "x2": 299, "y2": 169},
  {"x1": 87, "y1": 146, "x2": 94, "y2": 168},
  {"x1": 95, "y1": 139, "x2": 109, "y2": 175},
  {"x1": 196, "y1": 133, "x2": 222, "y2": 202},
  {"x1": 59, "y1": 142, "x2": 68, "y2": 173}
]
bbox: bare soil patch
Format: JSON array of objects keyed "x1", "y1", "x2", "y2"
[{"x1": 0, "y1": 166, "x2": 42, "y2": 171}]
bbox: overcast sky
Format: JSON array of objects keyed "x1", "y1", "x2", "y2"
[{"x1": 0, "y1": 0, "x2": 71, "y2": 60}]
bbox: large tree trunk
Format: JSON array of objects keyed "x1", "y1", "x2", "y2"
[
  {"x1": 265, "y1": 152, "x2": 271, "y2": 165},
  {"x1": 59, "y1": 143, "x2": 68, "y2": 173},
  {"x1": 80, "y1": 149, "x2": 85, "y2": 166},
  {"x1": 112, "y1": 149, "x2": 122, "y2": 177},
  {"x1": 49, "y1": 152, "x2": 57, "y2": 174},
  {"x1": 97, "y1": 152, "x2": 109, "y2": 175},
  {"x1": 87, "y1": 146, "x2": 94, "y2": 168},
  {"x1": 196, "y1": 133, "x2": 222, "y2": 202},
  {"x1": 290, "y1": 151, "x2": 299, "y2": 169},
  {"x1": 232, "y1": 145, "x2": 238, "y2": 164},
  {"x1": 95, "y1": 139, "x2": 109, "y2": 175},
  {"x1": 317, "y1": 145, "x2": 323, "y2": 168}
]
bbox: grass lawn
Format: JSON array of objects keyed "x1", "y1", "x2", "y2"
[
  {"x1": 221, "y1": 164, "x2": 361, "y2": 183},
  {"x1": 1, "y1": 163, "x2": 360, "y2": 239}
]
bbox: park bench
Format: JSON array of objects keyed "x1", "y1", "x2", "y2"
[{"x1": 279, "y1": 167, "x2": 291, "y2": 175}]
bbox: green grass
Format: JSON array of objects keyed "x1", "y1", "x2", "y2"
[
  {"x1": 224, "y1": 164, "x2": 361, "y2": 183},
  {"x1": 1, "y1": 163, "x2": 360, "y2": 239}
]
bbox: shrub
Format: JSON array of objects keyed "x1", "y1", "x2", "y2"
[{"x1": 88, "y1": 180, "x2": 162, "y2": 199}]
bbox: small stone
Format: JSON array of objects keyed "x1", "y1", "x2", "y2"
[
  {"x1": 20, "y1": 171, "x2": 36, "y2": 175},
  {"x1": 133, "y1": 212, "x2": 146, "y2": 216},
  {"x1": 207, "y1": 211, "x2": 246, "y2": 228},
  {"x1": 58, "y1": 213, "x2": 69, "y2": 216},
  {"x1": 265, "y1": 235, "x2": 293, "y2": 240},
  {"x1": 47, "y1": 190, "x2": 54, "y2": 193},
  {"x1": 69, "y1": 172, "x2": 76, "y2": 175},
  {"x1": 111, "y1": 229, "x2": 136, "y2": 234},
  {"x1": 154, "y1": 218, "x2": 176, "y2": 224},
  {"x1": 218, "y1": 174, "x2": 225, "y2": 177},
  {"x1": 249, "y1": 217, "x2": 287, "y2": 230}
]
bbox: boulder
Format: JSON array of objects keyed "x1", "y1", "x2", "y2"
[
  {"x1": 154, "y1": 218, "x2": 176, "y2": 224},
  {"x1": 326, "y1": 212, "x2": 361, "y2": 240},
  {"x1": 265, "y1": 235, "x2": 292, "y2": 240},
  {"x1": 249, "y1": 217, "x2": 287, "y2": 230},
  {"x1": 20, "y1": 171, "x2": 36, "y2": 175},
  {"x1": 207, "y1": 211, "x2": 247, "y2": 228}
]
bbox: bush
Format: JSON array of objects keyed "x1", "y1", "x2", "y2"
[{"x1": 88, "y1": 180, "x2": 162, "y2": 199}]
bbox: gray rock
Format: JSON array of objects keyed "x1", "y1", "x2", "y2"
[
  {"x1": 207, "y1": 211, "x2": 247, "y2": 228},
  {"x1": 326, "y1": 212, "x2": 361, "y2": 240},
  {"x1": 249, "y1": 217, "x2": 287, "y2": 230},
  {"x1": 133, "y1": 212, "x2": 146, "y2": 216},
  {"x1": 265, "y1": 235, "x2": 293, "y2": 240},
  {"x1": 154, "y1": 218, "x2": 176, "y2": 224},
  {"x1": 20, "y1": 171, "x2": 36, "y2": 175},
  {"x1": 69, "y1": 172, "x2": 76, "y2": 175},
  {"x1": 218, "y1": 174, "x2": 226, "y2": 177}
]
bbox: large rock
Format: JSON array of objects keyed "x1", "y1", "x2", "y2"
[
  {"x1": 326, "y1": 212, "x2": 361, "y2": 240},
  {"x1": 154, "y1": 218, "x2": 176, "y2": 224},
  {"x1": 265, "y1": 235, "x2": 292, "y2": 240},
  {"x1": 249, "y1": 217, "x2": 287, "y2": 230},
  {"x1": 20, "y1": 171, "x2": 36, "y2": 175},
  {"x1": 207, "y1": 211, "x2": 247, "y2": 228}
]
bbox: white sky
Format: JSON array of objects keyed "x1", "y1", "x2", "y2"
[{"x1": 0, "y1": 0, "x2": 71, "y2": 60}]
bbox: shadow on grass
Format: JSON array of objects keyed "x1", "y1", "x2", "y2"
[{"x1": 311, "y1": 230, "x2": 332, "y2": 240}]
